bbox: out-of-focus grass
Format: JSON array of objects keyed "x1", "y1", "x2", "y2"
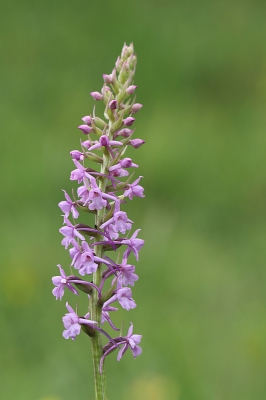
[{"x1": 1, "y1": 0, "x2": 266, "y2": 399}]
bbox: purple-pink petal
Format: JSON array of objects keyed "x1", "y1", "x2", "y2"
[
  {"x1": 58, "y1": 200, "x2": 71, "y2": 215},
  {"x1": 127, "y1": 322, "x2": 134, "y2": 337},
  {"x1": 117, "y1": 288, "x2": 136, "y2": 310},
  {"x1": 52, "y1": 276, "x2": 63, "y2": 286},
  {"x1": 130, "y1": 344, "x2": 142, "y2": 358},
  {"x1": 117, "y1": 343, "x2": 128, "y2": 361},
  {"x1": 63, "y1": 323, "x2": 81, "y2": 340},
  {"x1": 52, "y1": 285, "x2": 65, "y2": 300}
]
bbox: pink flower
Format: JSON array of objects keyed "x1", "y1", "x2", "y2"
[
  {"x1": 59, "y1": 219, "x2": 85, "y2": 249},
  {"x1": 70, "y1": 160, "x2": 91, "y2": 184},
  {"x1": 117, "y1": 323, "x2": 142, "y2": 360},
  {"x1": 52, "y1": 265, "x2": 79, "y2": 300},
  {"x1": 101, "y1": 211, "x2": 133, "y2": 235},
  {"x1": 62, "y1": 302, "x2": 97, "y2": 340},
  {"x1": 124, "y1": 176, "x2": 145, "y2": 200},
  {"x1": 58, "y1": 190, "x2": 79, "y2": 221}
]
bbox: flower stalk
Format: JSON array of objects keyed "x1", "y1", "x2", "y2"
[{"x1": 53, "y1": 43, "x2": 145, "y2": 400}]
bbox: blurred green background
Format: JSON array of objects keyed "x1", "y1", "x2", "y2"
[{"x1": 1, "y1": 0, "x2": 266, "y2": 399}]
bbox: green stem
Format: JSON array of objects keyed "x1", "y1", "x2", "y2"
[
  {"x1": 90, "y1": 263, "x2": 106, "y2": 400},
  {"x1": 90, "y1": 147, "x2": 111, "y2": 400}
]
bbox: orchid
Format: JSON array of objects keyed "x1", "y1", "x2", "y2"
[
  {"x1": 52, "y1": 264, "x2": 79, "y2": 300},
  {"x1": 58, "y1": 190, "x2": 79, "y2": 221},
  {"x1": 124, "y1": 176, "x2": 145, "y2": 200},
  {"x1": 70, "y1": 159, "x2": 91, "y2": 183},
  {"x1": 62, "y1": 302, "x2": 97, "y2": 340},
  {"x1": 100, "y1": 323, "x2": 142, "y2": 373},
  {"x1": 59, "y1": 218, "x2": 85, "y2": 249},
  {"x1": 52, "y1": 43, "x2": 145, "y2": 400}
]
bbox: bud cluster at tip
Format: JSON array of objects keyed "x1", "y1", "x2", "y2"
[{"x1": 52, "y1": 43, "x2": 145, "y2": 372}]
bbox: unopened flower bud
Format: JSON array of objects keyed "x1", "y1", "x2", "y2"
[
  {"x1": 78, "y1": 125, "x2": 93, "y2": 135},
  {"x1": 115, "y1": 128, "x2": 134, "y2": 138},
  {"x1": 115, "y1": 56, "x2": 121, "y2": 69},
  {"x1": 81, "y1": 140, "x2": 92, "y2": 149},
  {"x1": 119, "y1": 61, "x2": 130, "y2": 84},
  {"x1": 123, "y1": 117, "x2": 135, "y2": 126},
  {"x1": 109, "y1": 100, "x2": 118, "y2": 110},
  {"x1": 103, "y1": 74, "x2": 113, "y2": 84},
  {"x1": 129, "y1": 54, "x2": 137, "y2": 70},
  {"x1": 120, "y1": 158, "x2": 137, "y2": 168},
  {"x1": 121, "y1": 43, "x2": 129, "y2": 59},
  {"x1": 126, "y1": 85, "x2": 137, "y2": 95},
  {"x1": 90, "y1": 92, "x2": 102, "y2": 101},
  {"x1": 101, "y1": 85, "x2": 112, "y2": 104},
  {"x1": 70, "y1": 150, "x2": 84, "y2": 161},
  {"x1": 82, "y1": 116, "x2": 92, "y2": 125},
  {"x1": 103, "y1": 68, "x2": 117, "y2": 85},
  {"x1": 128, "y1": 43, "x2": 134, "y2": 56},
  {"x1": 129, "y1": 139, "x2": 145, "y2": 148},
  {"x1": 131, "y1": 103, "x2": 143, "y2": 114},
  {"x1": 120, "y1": 43, "x2": 134, "y2": 63}
]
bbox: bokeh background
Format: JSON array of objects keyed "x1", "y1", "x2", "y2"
[{"x1": 1, "y1": 0, "x2": 266, "y2": 399}]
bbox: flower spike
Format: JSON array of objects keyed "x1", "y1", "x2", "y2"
[{"x1": 53, "y1": 43, "x2": 145, "y2": 397}]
